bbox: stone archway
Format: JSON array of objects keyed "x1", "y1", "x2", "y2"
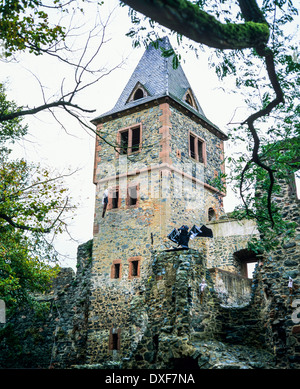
[{"x1": 233, "y1": 248, "x2": 260, "y2": 279}]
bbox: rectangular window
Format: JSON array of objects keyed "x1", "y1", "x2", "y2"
[
  {"x1": 189, "y1": 132, "x2": 206, "y2": 164},
  {"x1": 295, "y1": 170, "x2": 300, "y2": 200},
  {"x1": 107, "y1": 186, "x2": 121, "y2": 211},
  {"x1": 131, "y1": 261, "x2": 139, "y2": 277},
  {"x1": 198, "y1": 138, "x2": 204, "y2": 163},
  {"x1": 117, "y1": 124, "x2": 142, "y2": 156},
  {"x1": 109, "y1": 328, "x2": 121, "y2": 351},
  {"x1": 189, "y1": 134, "x2": 196, "y2": 159},
  {"x1": 111, "y1": 188, "x2": 119, "y2": 209},
  {"x1": 127, "y1": 185, "x2": 138, "y2": 207},
  {"x1": 120, "y1": 130, "x2": 129, "y2": 155},
  {"x1": 131, "y1": 127, "x2": 141, "y2": 153},
  {"x1": 112, "y1": 333, "x2": 119, "y2": 350},
  {"x1": 114, "y1": 263, "x2": 120, "y2": 278},
  {"x1": 128, "y1": 256, "x2": 142, "y2": 279},
  {"x1": 111, "y1": 260, "x2": 122, "y2": 279}
]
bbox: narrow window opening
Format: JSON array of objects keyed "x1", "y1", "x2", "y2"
[
  {"x1": 189, "y1": 134, "x2": 196, "y2": 159},
  {"x1": 131, "y1": 260, "x2": 139, "y2": 277},
  {"x1": 189, "y1": 132, "x2": 205, "y2": 164},
  {"x1": 112, "y1": 333, "x2": 119, "y2": 350},
  {"x1": 128, "y1": 186, "x2": 137, "y2": 206},
  {"x1": 109, "y1": 329, "x2": 121, "y2": 351},
  {"x1": 198, "y1": 139, "x2": 203, "y2": 163},
  {"x1": 114, "y1": 263, "x2": 120, "y2": 279},
  {"x1": 120, "y1": 130, "x2": 129, "y2": 155},
  {"x1": 131, "y1": 127, "x2": 141, "y2": 152},
  {"x1": 133, "y1": 88, "x2": 144, "y2": 100},
  {"x1": 112, "y1": 189, "x2": 119, "y2": 209}
]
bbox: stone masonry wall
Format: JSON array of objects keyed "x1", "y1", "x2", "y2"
[
  {"x1": 209, "y1": 268, "x2": 252, "y2": 306},
  {"x1": 252, "y1": 176, "x2": 300, "y2": 368},
  {"x1": 207, "y1": 219, "x2": 259, "y2": 271},
  {"x1": 120, "y1": 249, "x2": 274, "y2": 369},
  {"x1": 88, "y1": 100, "x2": 227, "y2": 364}
]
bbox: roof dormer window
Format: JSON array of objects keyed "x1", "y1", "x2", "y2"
[
  {"x1": 133, "y1": 88, "x2": 144, "y2": 100},
  {"x1": 127, "y1": 82, "x2": 149, "y2": 104},
  {"x1": 183, "y1": 89, "x2": 197, "y2": 110}
]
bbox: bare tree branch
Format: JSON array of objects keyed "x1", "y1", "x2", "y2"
[{"x1": 0, "y1": 100, "x2": 95, "y2": 122}]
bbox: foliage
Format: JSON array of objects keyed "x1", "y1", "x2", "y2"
[
  {"x1": 230, "y1": 138, "x2": 299, "y2": 253},
  {"x1": 0, "y1": 84, "x2": 28, "y2": 145},
  {"x1": 0, "y1": 83, "x2": 73, "y2": 311},
  {"x1": 0, "y1": 153, "x2": 71, "y2": 234},
  {"x1": 0, "y1": 0, "x2": 66, "y2": 57},
  {"x1": 0, "y1": 227, "x2": 60, "y2": 311}
]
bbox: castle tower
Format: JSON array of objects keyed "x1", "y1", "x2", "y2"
[{"x1": 87, "y1": 37, "x2": 228, "y2": 363}]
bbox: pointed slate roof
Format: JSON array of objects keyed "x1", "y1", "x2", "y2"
[{"x1": 92, "y1": 37, "x2": 227, "y2": 140}]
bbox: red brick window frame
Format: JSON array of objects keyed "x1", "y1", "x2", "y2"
[
  {"x1": 126, "y1": 183, "x2": 140, "y2": 208},
  {"x1": 109, "y1": 328, "x2": 121, "y2": 351},
  {"x1": 128, "y1": 256, "x2": 142, "y2": 279},
  {"x1": 111, "y1": 259, "x2": 122, "y2": 279},
  {"x1": 107, "y1": 186, "x2": 121, "y2": 210},
  {"x1": 188, "y1": 131, "x2": 207, "y2": 165},
  {"x1": 116, "y1": 123, "x2": 142, "y2": 156}
]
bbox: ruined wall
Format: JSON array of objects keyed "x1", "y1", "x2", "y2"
[
  {"x1": 252, "y1": 177, "x2": 300, "y2": 368},
  {"x1": 209, "y1": 268, "x2": 252, "y2": 307},
  {"x1": 0, "y1": 244, "x2": 276, "y2": 369},
  {"x1": 120, "y1": 249, "x2": 221, "y2": 368},
  {"x1": 119, "y1": 249, "x2": 273, "y2": 369},
  {"x1": 206, "y1": 219, "x2": 259, "y2": 271}
]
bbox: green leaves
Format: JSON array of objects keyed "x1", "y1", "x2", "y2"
[
  {"x1": 0, "y1": 228, "x2": 60, "y2": 311},
  {"x1": 0, "y1": 84, "x2": 28, "y2": 143},
  {"x1": 0, "y1": 84, "x2": 74, "y2": 311},
  {"x1": 0, "y1": 151, "x2": 74, "y2": 310},
  {"x1": 0, "y1": 0, "x2": 66, "y2": 57}
]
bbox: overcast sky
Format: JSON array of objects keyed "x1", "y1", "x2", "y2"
[{"x1": 1, "y1": 1, "x2": 252, "y2": 269}]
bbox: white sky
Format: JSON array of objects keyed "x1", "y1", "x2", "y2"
[{"x1": 1, "y1": 1, "x2": 249, "y2": 269}]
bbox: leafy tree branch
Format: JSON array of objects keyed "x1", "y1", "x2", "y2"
[{"x1": 122, "y1": 0, "x2": 270, "y2": 50}]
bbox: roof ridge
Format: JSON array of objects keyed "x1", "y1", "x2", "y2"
[{"x1": 91, "y1": 36, "x2": 227, "y2": 139}]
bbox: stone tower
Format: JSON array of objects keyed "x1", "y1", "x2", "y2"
[{"x1": 86, "y1": 37, "x2": 228, "y2": 363}]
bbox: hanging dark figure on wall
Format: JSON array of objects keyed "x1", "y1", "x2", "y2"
[
  {"x1": 167, "y1": 224, "x2": 213, "y2": 250},
  {"x1": 178, "y1": 225, "x2": 190, "y2": 248},
  {"x1": 102, "y1": 189, "x2": 109, "y2": 218}
]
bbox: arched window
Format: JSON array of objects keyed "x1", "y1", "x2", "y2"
[
  {"x1": 133, "y1": 88, "x2": 144, "y2": 100},
  {"x1": 208, "y1": 207, "x2": 216, "y2": 221}
]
